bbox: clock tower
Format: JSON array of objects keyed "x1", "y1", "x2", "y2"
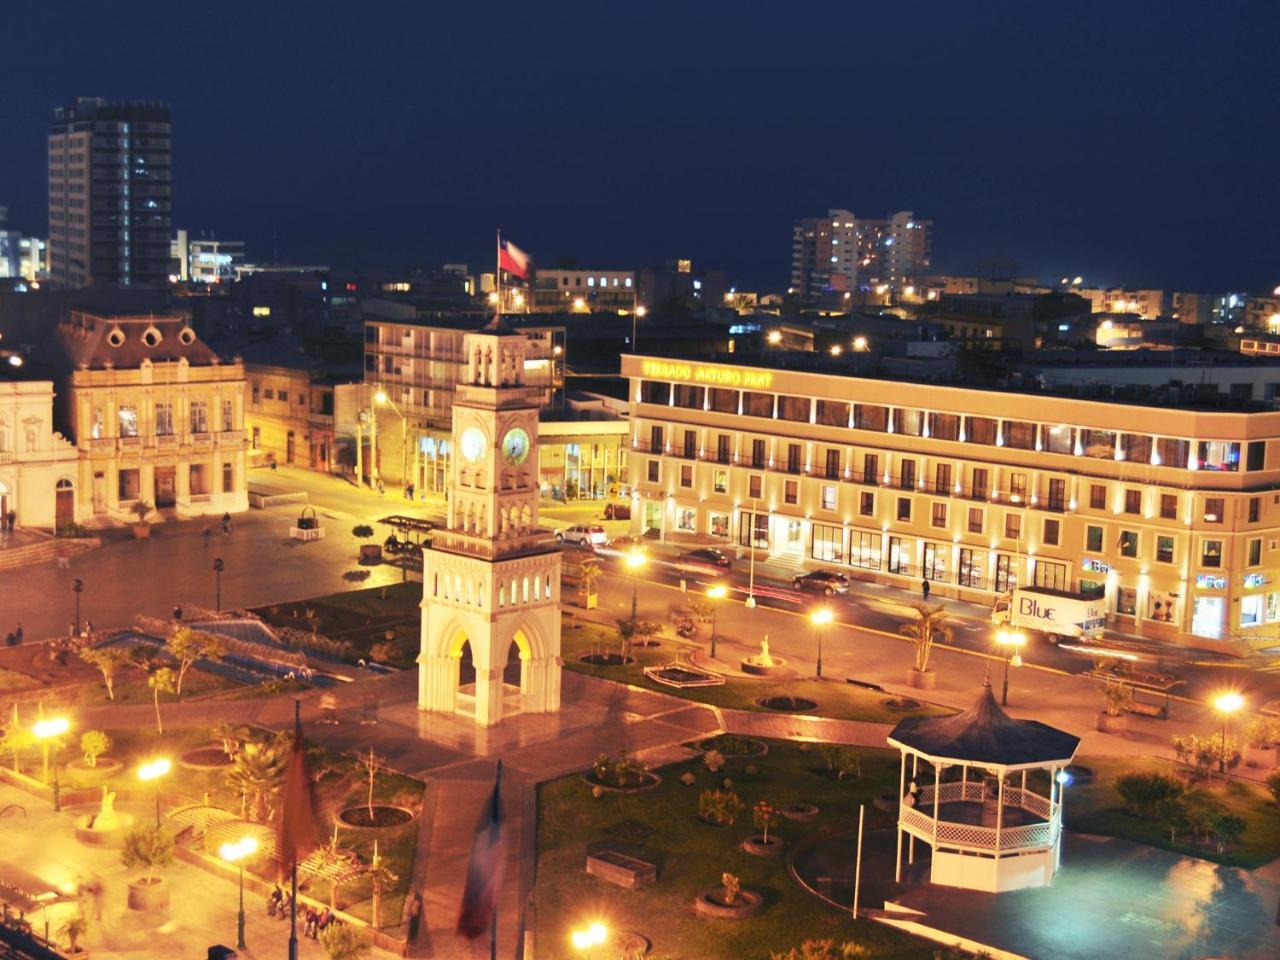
[{"x1": 418, "y1": 316, "x2": 562, "y2": 726}]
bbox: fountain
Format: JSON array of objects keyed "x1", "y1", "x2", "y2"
[
  {"x1": 740, "y1": 635, "x2": 790, "y2": 677},
  {"x1": 75, "y1": 786, "x2": 135, "y2": 846}
]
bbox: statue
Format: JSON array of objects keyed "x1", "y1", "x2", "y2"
[
  {"x1": 93, "y1": 787, "x2": 120, "y2": 831},
  {"x1": 758, "y1": 636, "x2": 774, "y2": 668}
]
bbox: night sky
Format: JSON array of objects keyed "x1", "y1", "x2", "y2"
[{"x1": 2, "y1": 0, "x2": 1277, "y2": 292}]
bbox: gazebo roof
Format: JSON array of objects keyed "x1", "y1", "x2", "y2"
[{"x1": 887, "y1": 683, "x2": 1079, "y2": 768}]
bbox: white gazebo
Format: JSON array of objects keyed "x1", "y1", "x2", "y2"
[{"x1": 887, "y1": 682, "x2": 1080, "y2": 893}]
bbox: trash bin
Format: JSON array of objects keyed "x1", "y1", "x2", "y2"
[{"x1": 208, "y1": 946, "x2": 238, "y2": 960}]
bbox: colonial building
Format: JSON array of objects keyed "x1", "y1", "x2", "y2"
[
  {"x1": 0, "y1": 370, "x2": 80, "y2": 530},
  {"x1": 623, "y1": 353, "x2": 1280, "y2": 650},
  {"x1": 58, "y1": 311, "x2": 248, "y2": 522}
]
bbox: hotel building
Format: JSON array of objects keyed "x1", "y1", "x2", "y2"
[{"x1": 623, "y1": 354, "x2": 1280, "y2": 650}]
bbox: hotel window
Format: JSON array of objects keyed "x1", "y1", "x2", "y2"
[
  {"x1": 922, "y1": 542, "x2": 947, "y2": 581},
  {"x1": 887, "y1": 536, "x2": 910, "y2": 574},
  {"x1": 931, "y1": 503, "x2": 947, "y2": 528},
  {"x1": 1120, "y1": 433, "x2": 1152, "y2": 463},
  {"x1": 816, "y1": 399, "x2": 850, "y2": 427},
  {"x1": 892, "y1": 408, "x2": 924, "y2": 436},
  {"x1": 118, "y1": 405, "x2": 140, "y2": 438},
  {"x1": 1004, "y1": 513, "x2": 1022, "y2": 540},
  {"x1": 1201, "y1": 539, "x2": 1223, "y2": 567},
  {"x1": 154, "y1": 402, "x2": 173, "y2": 436},
  {"x1": 649, "y1": 425, "x2": 664, "y2": 451},
  {"x1": 821, "y1": 485, "x2": 837, "y2": 511},
  {"x1": 1124, "y1": 489, "x2": 1141, "y2": 514},
  {"x1": 863, "y1": 453, "x2": 879, "y2": 484},
  {"x1": 786, "y1": 443, "x2": 802, "y2": 473},
  {"x1": 1041, "y1": 424, "x2": 1074, "y2": 455},
  {"x1": 853, "y1": 404, "x2": 888, "y2": 431},
  {"x1": 751, "y1": 438, "x2": 766, "y2": 468},
  {"x1": 971, "y1": 467, "x2": 988, "y2": 499},
  {"x1": 709, "y1": 388, "x2": 737, "y2": 413},
  {"x1": 784, "y1": 480, "x2": 798, "y2": 504},
  {"x1": 1156, "y1": 536, "x2": 1175, "y2": 563},
  {"x1": 1249, "y1": 497, "x2": 1261, "y2": 522},
  {"x1": 929, "y1": 412, "x2": 960, "y2": 442},
  {"x1": 1047, "y1": 478, "x2": 1065, "y2": 510},
  {"x1": 742, "y1": 391, "x2": 773, "y2": 418},
  {"x1": 713, "y1": 469, "x2": 728, "y2": 493},
  {"x1": 682, "y1": 430, "x2": 697, "y2": 459},
  {"x1": 1198, "y1": 441, "x2": 1240, "y2": 472},
  {"x1": 1009, "y1": 473, "x2": 1027, "y2": 501},
  {"x1": 716, "y1": 434, "x2": 731, "y2": 464},
  {"x1": 1079, "y1": 428, "x2": 1117, "y2": 458},
  {"x1": 223, "y1": 400, "x2": 234, "y2": 431},
  {"x1": 709, "y1": 512, "x2": 730, "y2": 539},
  {"x1": 777, "y1": 395, "x2": 810, "y2": 422},
  {"x1": 91, "y1": 408, "x2": 104, "y2": 439},
  {"x1": 958, "y1": 548, "x2": 982, "y2": 587},
  {"x1": 1034, "y1": 561, "x2": 1067, "y2": 591},
  {"x1": 680, "y1": 464, "x2": 693, "y2": 487},
  {"x1": 222, "y1": 462, "x2": 234, "y2": 493},
  {"x1": 896, "y1": 497, "x2": 912, "y2": 521},
  {"x1": 738, "y1": 511, "x2": 768, "y2": 548},
  {"x1": 967, "y1": 507, "x2": 983, "y2": 533},
  {"x1": 1248, "y1": 537, "x2": 1262, "y2": 566},
  {"x1": 851, "y1": 531, "x2": 881, "y2": 570},
  {"x1": 1203, "y1": 497, "x2": 1224, "y2": 523},
  {"x1": 994, "y1": 554, "x2": 1017, "y2": 592},
  {"x1": 825, "y1": 448, "x2": 841, "y2": 479},
  {"x1": 811, "y1": 523, "x2": 844, "y2": 563},
  {"x1": 676, "y1": 507, "x2": 696, "y2": 532},
  {"x1": 1247, "y1": 441, "x2": 1265, "y2": 470},
  {"x1": 1043, "y1": 518, "x2": 1060, "y2": 546},
  {"x1": 1089, "y1": 484, "x2": 1107, "y2": 510},
  {"x1": 934, "y1": 463, "x2": 952, "y2": 494},
  {"x1": 1160, "y1": 494, "x2": 1178, "y2": 520},
  {"x1": 966, "y1": 416, "x2": 997, "y2": 445},
  {"x1": 190, "y1": 402, "x2": 209, "y2": 434},
  {"x1": 899, "y1": 459, "x2": 915, "y2": 489},
  {"x1": 1119, "y1": 530, "x2": 1139, "y2": 557},
  {"x1": 1155, "y1": 437, "x2": 1189, "y2": 468},
  {"x1": 1004, "y1": 420, "x2": 1036, "y2": 450},
  {"x1": 646, "y1": 460, "x2": 659, "y2": 482},
  {"x1": 251, "y1": 382, "x2": 260, "y2": 403},
  {"x1": 749, "y1": 474, "x2": 762, "y2": 498},
  {"x1": 860, "y1": 491, "x2": 875, "y2": 516},
  {"x1": 673, "y1": 384, "x2": 704, "y2": 409}
]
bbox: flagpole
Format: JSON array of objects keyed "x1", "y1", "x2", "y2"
[
  {"x1": 492, "y1": 758, "x2": 503, "y2": 960},
  {"x1": 495, "y1": 228, "x2": 502, "y2": 317},
  {"x1": 288, "y1": 698, "x2": 301, "y2": 960}
]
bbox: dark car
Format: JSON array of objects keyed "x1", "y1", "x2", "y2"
[
  {"x1": 675, "y1": 548, "x2": 733, "y2": 573},
  {"x1": 793, "y1": 569, "x2": 850, "y2": 597}
]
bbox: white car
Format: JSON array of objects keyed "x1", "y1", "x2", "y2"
[{"x1": 556, "y1": 524, "x2": 609, "y2": 550}]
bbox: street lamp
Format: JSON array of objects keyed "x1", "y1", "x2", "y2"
[
  {"x1": 374, "y1": 389, "x2": 410, "y2": 496},
  {"x1": 994, "y1": 630, "x2": 1026, "y2": 707},
  {"x1": 213, "y1": 558, "x2": 225, "y2": 612},
  {"x1": 570, "y1": 921, "x2": 608, "y2": 958},
  {"x1": 33, "y1": 716, "x2": 69, "y2": 811},
  {"x1": 1213, "y1": 692, "x2": 1244, "y2": 774},
  {"x1": 632, "y1": 305, "x2": 647, "y2": 353},
  {"x1": 810, "y1": 607, "x2": 834, "y2": 678},
  {"x1": 219, "y1": 835, "x2": 259, "y2": 950},
  {"x1": 625, "y1": 548, "x2": 646, "y2": 621},
  {"x1": 706, "y1": 584, "x2": 727, "y2": 659},
  {"x1": 137, "y1": 757, "x2": 172, "y2": 827},
  {"x1": 71, "y1": 578, "x2": 83, "y2": 635}
]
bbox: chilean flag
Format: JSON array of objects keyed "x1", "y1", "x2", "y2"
[
  {"x1": 457, "y1": 761, "x2": 506, "y2": 940},
  {"x1": 499, "y1": 239, "x2": 531, "y2": 280}
]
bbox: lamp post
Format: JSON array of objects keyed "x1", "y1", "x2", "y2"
[
  {"x1": 570, "y1": 921, "x2": 608, "y2": 958},
  {"x1": 625, "y1": 548, "x2": 646, "y2": 621},
  {"x1": 374, "y1": 390, "x2": 409, "y2": 496},
  {"x1": 72, "y1": 578, "x2": 83, "y2": 635},
  {"x1": 1213, "y1": 692, "x2": 1244, "y2": 774},
  {"x1": 810, "y1": 607, "x2": 834, "y2": 678},
  {"x1": 706, "y1": 584, "x2": 727, "y2": 659},
  {"x1": 213, "y1": 558, "x2": 225, "y2": 612},
  {"x1": 995, "y1": 630, "x2": 1026, "y2": 706},
  {"x1": 33, "y1": 717, "x2": 69, "y2": 811},
  {"x1": 632, "y1": 305, "x2": 647, "y2": 353},
  {"x1": 138, "y1": 757, "x2": 172, "y2": 827},
  {"x1": 220, "y1": 835, "x2": 259, "y2": 950},
  {"x1": 745, "y1": 498, "x2": 761, "y2": 609}
]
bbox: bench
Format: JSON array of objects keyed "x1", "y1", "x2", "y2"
[
  {"x1": 586, "y1": 850, "x2": 657, "y2": 889},
  {"x1": 1086, "y1": 669, "x2": 1182, "y2": 720},
  {"x1": 1126, "y1": 700, "x2": 1165, "y2": 718}
]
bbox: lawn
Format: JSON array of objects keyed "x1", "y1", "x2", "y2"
[
  {"x1": 534, "y1": 739, "x2": 936, "y2": 960},
  {"x1": 251, "y1": 581, "x2": 421, "y2": 667},
  {"x1": 1064, "y1": 755, "x2": 1280, "y2": 868},
  {"x1": 561, "y1": 618, "x2": 949, "y2": 725}
]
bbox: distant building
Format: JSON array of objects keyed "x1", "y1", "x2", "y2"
[
  {"x1": 49, "y1": 98, "x2": 173, "y2": 289},
  {"x1": 636, "y1": 259, "x2": 727, "y2": 310},
  {"x1": 1170, "y1": 291, "x2": 1215, "y2": 325},
  {"x1": 1244, "y1": 295, "x2": 1280, "y2": 334},
  {"x1": 1069, "y1": 287, "x2": 1165, "y2": 319},
  {"x1": 171, "y1": 230, "x2": 245, "y2": 283},
  {"x1": 0, "y1": 366, "x2": 80, "y2": 530},
  {"x1": 528, "y1": 268, "x2": 635, "y2": 314},
  {"x1": 791, "y1": 209, "x2": 932, "y2": 296}
]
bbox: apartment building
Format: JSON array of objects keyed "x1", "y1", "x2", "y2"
[
  {"x1": 623, "y1": 353, "x2": 1280, "y2": 649},
  {"x1": 1070, "y1": 287, "x2": 1166, "y2": 319},
  {"x1": 791, "y1": 210, "x2": 932, "y2": 297},
  {"x1": 528, "y1": 268, "x2": 635, "y2": 314}
]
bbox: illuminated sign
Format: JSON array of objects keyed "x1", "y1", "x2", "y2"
[
  {"x1": 1196, "y1": 575, "x2": 1227, "y2": 590},
  {"x1": 1243, "y1": 573, "x2": 1269, "y2": 589},
  {"x1": 640, "y1": 359, "x2": 774, "y2": 389},
  {"x1": 1080, "y1": 558, "x2": 1111, "y2": 574}
]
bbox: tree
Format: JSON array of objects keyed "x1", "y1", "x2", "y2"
[
  {"x1": 358, "y1": 748, "x2": 385, "y2": 819},
  {"x1": 225, "y1": 732, "x2": 290, "y2": 822},
  {"x1": 147, "y1": 667, "x2": 176, "y2": 735},
  {"x1": 367, "y1": 842, "x2": 399, "y2": 928},
  {"x1": 898, "y1": 603, "x2": 951, "y2": 674},
  {"x1": 1213, "y1": 813, "x2": 1246, "y2": 852},
  {"x1": 616, "y1": 618, "x2": 660, "y2": 660},
  {"x1": 121, "y1": 825, "x2": 175, "y2": 883},
  {"x1": 80, "y1": 730, "x2": 112, "y2": 767},
  {"x1": 687, "y1": 595, "x2": 714, "y2": 624},
  {"x1": 212, "y1": 720, "x2": 251, "y2": 758},
  {"x1": 753, "y1": 800, "x2": 779, "y2": 844},
  {"x1": 166, "y1": 628, "x2": 225, "y2": 695},
  {"x1": 578, "y1": 557, "x2": 602, "y2": 606},
  {"x1": 131, "y1": 500, "x2": 154, "y2": 525},
  {"x1": 0, "y1": 705, "x2": 33, "y2": 773},
  {"x1": 58, "y1": 913, "x2": 88, "y2": 954},
  {"x1": 78, "y1": 646, "x2": 131, "y2": 701},
  {"x1": 1115, "y1": 771, "x2": 1183, "y2": 819},
  {"x1": 352, "y1": 524, "x2": 374, "y2": 541},
  {"x1": 318, "y1": 923, "x2": 371, "y2": 960}
]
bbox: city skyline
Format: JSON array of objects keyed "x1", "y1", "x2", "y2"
[{"x1": 1, "y1": 1, "x2": 1278, "y2": 291}]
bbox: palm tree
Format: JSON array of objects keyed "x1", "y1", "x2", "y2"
[
  {"x1": 578, "y1": 557, "x2": 602, "y2": 608},
  {"x1": 224, "y1": 732, "x2": 290, "y2": 822},
  {"x1": 147, "y1": 667, "x2": 176, "y2": 734},
  {"x1": 78, "y1": 646, "x2": 132, "y2": 701},
  {"x1": 899, "y1": 603, "x2": 951, "y2": 675},
  {"x1": 212, "y1": 720, "x2": 251, "y2": 758},
  {"x1": 58, "y1": 913, "x2": 88, "y2": 954}
]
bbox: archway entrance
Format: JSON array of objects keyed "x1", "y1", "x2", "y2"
[
  {"x1": 451, "y1": 633, "x2": 527, "y2": 721},
  {"x1": 55, "y1": 479, "x2": 74, "y2": 529}
]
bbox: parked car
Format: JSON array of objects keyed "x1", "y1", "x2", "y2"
[
  {"x1": 793, "y1": 569, "x2": 850, "y2": 597},
  {"x1": 603, "y1": 502, "x2": 631, "y2": 520},
  {"x1": 556, "y1": 524, "x2": 609, "y2": 550},
  {"x1": 675, "y1": 547, "x2": 733, "y2": 573}
]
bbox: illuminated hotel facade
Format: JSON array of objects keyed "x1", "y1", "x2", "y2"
[{"x1": 623, "y1": 354, "x2": 1280, "y2": 650}]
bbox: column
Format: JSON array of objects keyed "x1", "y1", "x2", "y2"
[
  {"x1": 473, "y1": 666, "x2": 504, "y2": 727},
  {"x1": 419, "y1": 654, "x2": 459, "y2": 712},
  {"x1": 895, "y1": 752, "x2": 906, "y2": 883}
]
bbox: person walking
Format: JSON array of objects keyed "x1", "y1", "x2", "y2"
[
  {"x1": 921, "y1": 579, "x2": 930, "y2": 601},
  {"x1": 406, "y1": 889, "x2": 423, "y2": 944},
  {"x1": 202, "y1": 526, "x2": 212, "y2": 549},
  {"x1": 14, "y1": 623, "x2": 22, "y2": 645},
  {"x1": 222, "y1": 511, "x2": 232, "y2": 534},
  {"x1": 6, "y1": 509, "x2": 15, "y2": 533}
]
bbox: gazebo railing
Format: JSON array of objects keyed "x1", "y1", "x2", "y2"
[
  {"x1": 915, "y1": 782, "x2": 1053, "y2": 820},
  {"x1": 900, "y1": 802, "x2": 1060, "y2": 854}
]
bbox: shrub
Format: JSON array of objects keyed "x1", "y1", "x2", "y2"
[
  {"x1": 745, "y1": 763, "x2": 759, "y2": 776},
  {"x1": 318, "y1": 922, "x2": 371, "y2": 960},
  {"x1": 1115, "y1": 772, "x2": 1184, "y2": 820},
  {"x1": 1244, "y1": 718, "x2": 1280, "y2": 749},
  {"x1": 698, "y1": 788, "x2": 743, "y2": 825},
  {"x1": 679, "y1": 772, "x2": 697, "y2": 786},
  {"x1": 1213, "y1": 813, "x2": 1247, "y2": 852},
  {"x1": 720, "y1": 872, "x2": 740, "y2": 904},
  {"x1": 753, "y1": 800, "x2": 779, "y2": 843},
  {"x1": 120, "y1": 825, "x2": 175, "y2": 882},
  {"x1": 770, "y1": 942, "x2": 872, "y2": 960},
  {"x1": 591, "y1": 753, "x2": 646, "y2": 788},
  {"x1": 703, "y1": 749, "x2": 726, "y2": 773},
  {"x1": 819, "y1": 744, "x2": 862, "y2": 779},
  {"x1": 1169, "y1": 787, "x2": 1227, "y2": 843}
]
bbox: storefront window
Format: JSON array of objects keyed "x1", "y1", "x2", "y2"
[
  {"x1": 1033, "y1": 561, "x2": 1067, "y2": 591},
  {"x1": 676, "y1": 507, "x2": 696, "y2": 532},
  {"x1": 1240, "y1": 594, "x2": 1264, "y2": 627},
  {"x1": 958, "y1": 548, "x2": 982, "y2": 588},
  {"x1": 888, "y1": 537, "x2": 911, "y2": 575},
  {"x1": 709, "y1": 512, "x2": 730, "y2": 539},
  {"x1": 994, "y1": 554, "x2": 1017, "y2": 592},
  {"x1": 737, "y1": 512, "x2": 768, "y2": 549},
  {"x1": 784, "y1": 519, "x2": 803, "y2": 551},
  {"x1": 642, "y1": 501, "x2": 662, "y2": 536},
  {"x1": 1192, "y1": 596, "x2": 1224, "y2": 638},
  {"x1": 850, "y1": 531, "x2": 881, "y2": 570},
  {"x1": 1117, "y1": 588, "x2": 1137, "y2": 616},
  {"x1": 811, "y1": 523, "x2": 844, "y2": 563},
  {"x1": 922, "y1": 542, "x2": 947, "y2": 581}
]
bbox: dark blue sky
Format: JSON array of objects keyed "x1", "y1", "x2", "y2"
[{"x1": 2, "y1": 0, "x2": 1277, "y2": 291}]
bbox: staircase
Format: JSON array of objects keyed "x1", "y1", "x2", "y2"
[
  {"x1": 0, "y1": 534, "x2": 100, "y2": 571},
  {"x1": 80, "y1": 514, "x2": 127, "y2": 532}
]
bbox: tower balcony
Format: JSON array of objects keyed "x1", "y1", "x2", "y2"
[{"x1": 430, "y1": 527, "x2": 557, "y2": 560}]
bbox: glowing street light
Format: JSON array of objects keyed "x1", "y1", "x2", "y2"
[
  {"x1": 219, "y1": 835, "x2": 259, "y2": 950},
  {"x1": 138, "y1": 757, "x2": 172, "y2": 826},
  {"x1": 570, "y1": 921, "x2": 608, "y2": 956},
  {"x1": 1213, "y1": 692, "x2": 1244, "y2": 774},
  {"x1": 33, "y1": 716, "x2": 69, "y2": 811},
  {"x1": 767, "y1": 329, "x2": 783, "y2": 345},
  {"x1": 810, "y1": 607, "x2": 834, "y2": 678},
  {"x1": 631, "y1": 305, "x2": 648, "y2": 353},
  {"x1": 706, "y1": 584, "x2": 727, "y2": 659},
  {"x1": 994, "y1": 630, "x2": 1026, "y2": 706},
  {"x1": 852, "y1": 336, "x2": 869, "y2": 352},
  {"x1": 625, "y1": 549, "x2": 646, "y2": 621}
]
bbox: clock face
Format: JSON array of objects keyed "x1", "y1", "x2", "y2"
[
  {"x1": 460, "y1": 427, "x2": 486, "y2": 463},
  {"x1": 502, "y1": 427, "x2": 530, "y2": 465}
]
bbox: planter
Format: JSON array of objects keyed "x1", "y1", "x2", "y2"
[
  {"x1": 696, "y1": 735, "x2": 768, "y2": 761},
  {"x1": 583, "y1": 770, "x2": 662, "y2": 794},
  {"x1": 906, "y1": 668, "x2": 937, "y2": 690},
  {"x1": 693, "y1": 887, "x2": 765, "y2": 919},
  {"x1": 756, "y1": 696, "x2": 818, "y2": 713},
  {"x1": 68, "y1": 757, "x2": 123, "y2": 776},
  {"x1": 180, "y1": 746, "x2": 234, "y2": 771},
  {"x1": 579, "y1": 653, "x2": 636, "y2": 666},
  {"x1": 740, "y1": 657, "x2": 790, "y2": 677},
  {"x1": 132, "y1": 524, "x2": 151, "y2": 539},
  {"x1": 1096, "y1": 711, "x2": 1128, "y2": 734},
  {"x1": 781, "y1": 802, "x2": 820, "y2": 822},
  {"x1": 74, "y1": 811, "x2": 135, "y2": 847},
  {"x1": 1243, "y1": 744, "x2": 1278, "y2": 769},
  {"x1": 359, "y1": 544, "x2": 383, "y2": 564},
  {"x1": 127, "y1": 876, "x2": 169, "y2": 912},
  {"x1": 741, "y1": 834, "x2": 785, "y2": 857},
  {"x1": 337, "y1": 804, "x2": 416, "y2": 829}
]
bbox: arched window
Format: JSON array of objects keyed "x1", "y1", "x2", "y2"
[
  {"x1": 454, "y1": 575, "x2": 462, "y2": 602},
  {"x1": 433, "y1": 573, "x2": 439, "y2": 597},
  {"x1": 498, "y1": 584, "x2": 506, "y2": 607},
  {"x1": 533, "y1": 576, "x2": 541, "y2": 600},
  {"x1": 511, "y1": 578, "x2": 518, "y2": 603},
  {"x1": 466, "y1": 580, "x2": 473, "y2": 606},
  {"x1": 522, "y1": 577, "x2": 529, "y2": 602},
  {"x1": 545, "y1": 575, "x2": 553, "y2": 599}
]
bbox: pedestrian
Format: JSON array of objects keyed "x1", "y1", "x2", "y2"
[
  {"x1": 405, "y1": 889, "x2": 423, "y2": 944},
  {"x1": 921, "y1": 579, "x2": 930, "y2": 601},
  {"x1": 5, "y1": 509, "x2": 14, "y2": 533},
  {"x1": 3, "y1": 633, "x2": 13, "y2": 647},
  {"x1": 202, "y1": 526, "x2": 212, "y2": 549},
  {"x1": 222, "y1": 511, "x2": 231, "y2": 534},
  {"x1": 173, "y1": 605, "x2": 183, "y2": 621},
  {"x1": 377, "y1": 478, "x2": 385, "y2": 497},
  {"x1": 83, "y1": 620, "x2": 93, "y2": 638},
  {"x1": 408, "y1": 482, "x2": 415, "y2": 500},
  {"x1": 14, "y1": 623, "x2": 22, "y2": 644}
]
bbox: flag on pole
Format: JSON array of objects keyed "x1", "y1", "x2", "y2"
[
  {"x1": 498, "y1": 240, "x2": 531, "y2": 280},
  {"x1": 457, "y1": 760, "x2": 506, "y2": 940},
  {"x1": 279, "y1": 703, "x2": 317, "y2": 867}
]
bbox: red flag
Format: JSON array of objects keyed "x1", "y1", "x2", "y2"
[
  {"x1": 456, "y1": 761, "x2": 505, "y2": 939},
  {"x1": 279, "y1": 706, "x2": 317, "y2": 867},
  {"x1": 498, "y1": 240, "x2": 530, "y2": 280}
]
